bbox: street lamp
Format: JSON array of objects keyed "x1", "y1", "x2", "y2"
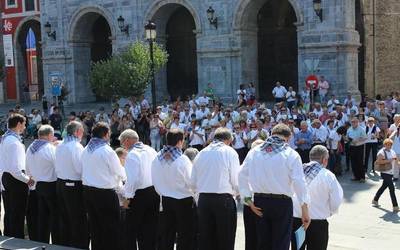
[
  {"x1": 44, "y1": 21, "x2": 56, "y2": 40},
  {"x1": 145, "y1": 20, "x2": 157, "y2": 112},
  {"x1": 117, "y1": 15, "x2": 129, "y2": 36},
  {"x1": 313, "y1": 0, "x2": 323, "y2": 22},
  {"x1": 207, "y1": 6, "x2": 218, "y2": 29}
]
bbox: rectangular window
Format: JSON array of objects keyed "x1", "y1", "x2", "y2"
[
  {"x1": 25, "y1": 0, "x2": 36, "y2": 11},
  {"x1": 6, "y1": 0, "x2": 17, "y2": 8}
]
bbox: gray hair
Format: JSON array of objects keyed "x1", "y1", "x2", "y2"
[
  {"x1": 119, "y1": 129, "x2": 139, "y2": 142},
  {"x1": 38, "y1": 124, "x2": 54, "y2": 138},
  {"x1": 66, "y1": 121, "x2": 83, "y2": 136},
  {"x1": 184, "y1": 147, "x2": 199, "y2": 162},
  {"x1": 214, "y1": 127, "x2": 233, "y2": 142},
  {"x1": 309, "y1": 145, "x2": 329, "y2": 163}
]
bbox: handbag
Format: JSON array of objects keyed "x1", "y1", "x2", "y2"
[{"x1": 374, "y1": 150, "x2": 392, "y2": 172}]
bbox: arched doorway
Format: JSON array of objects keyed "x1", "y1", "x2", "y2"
[
  {"x1": 15, "y1": 19, "x2": 43, "y2": 101},
  {"x1": 147, "y1": 2, "x2": 199, "y2": 101},
  {"x1": 235, "y1": 0, "x2": 300, "y2": 101},
  {"x1": 70, "y1": 11, "x2": 112, "y2": 102},
  {"x1": 258, "y1": 0, "x2": 298, "y2": 100},
  {"x1": 166, "y1": 7, "x2": 198, "y2": 100}
]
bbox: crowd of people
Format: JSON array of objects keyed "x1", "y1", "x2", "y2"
[{"x1": 0, "y1": 79, "x2": 399, "y2": 250}]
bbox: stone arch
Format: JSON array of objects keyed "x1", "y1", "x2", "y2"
[
  {"x1": 68, "y1": 5, "x2": 114, "y2": 103},
  {"x1": 68, "y1": 5, "x2": 116, "y2": 43},
  {"x1": 233, "y1": 0, "x2": 304, "y2": 31},
  {"x1": 233, "y1": 0, "x2": 301, "y2": 100},
  {"x1": 143, "y1": 1, "x2": 200, "y2": 101},
  {"x1": 13, "y1": 15, "x2": 43, "y2": 102},
  {"x1": 144, "y1": 0, "x2": 201, "y2": 33}
]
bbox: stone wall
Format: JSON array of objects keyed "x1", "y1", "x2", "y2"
[
  {"x1": 40, "y1": 0, "x2": 362, "y2": 104},
  {"x1": 361, "y1": 0, "x2": 400, "y2": 98}
]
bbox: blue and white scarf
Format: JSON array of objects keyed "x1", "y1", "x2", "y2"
[
  {"x1": 158, "y1": 145, "x2": 182, "y2": 162},
  {"x1": 29, "y1": 139, "x2": 49, "y2": 154},
  {"x1": 87, "y1": 138, "x2": 108, "y2": 153},
  {"x1": 63, "y1": 135, "x2": 79, "y2": 143},
  {"x1": 210, "y1": 140, "x2": 225, "y2": 148},
  {"x1": 303, "y1": 161, "x2": 323, "y2": 185},
  {"x1": 260, "y1": 136, "x2": 288, "y2": 155},
  {"x1": 130, "y1": 142, "x2": 145, "y2": 151},
  {"x1": 0, "y1": 129, "x2": 22, "y2": 144}
]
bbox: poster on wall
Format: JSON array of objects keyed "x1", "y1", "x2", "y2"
[{"x1": 3, "y1": 34, "x2": 14, "y2": 67}]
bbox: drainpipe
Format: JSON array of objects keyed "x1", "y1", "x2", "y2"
[{"x1": 372, "y1": 0, "x2": 377, "y2": 97}]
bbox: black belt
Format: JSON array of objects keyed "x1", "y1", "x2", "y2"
[
  {"x1": 254, "y1": 193, "x2": 291, "y2": 199},
  {"x1": 83, "y1": 185, "x2": 114, "y2": 192},
  {"x1": 199, "y1": 193, "x2": 232, "y2": 198}
]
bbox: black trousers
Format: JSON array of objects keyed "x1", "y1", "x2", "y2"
[
  {"x1": 291, "y1": 217, "x2": 329, "y2": 250},
  {"x1": 243, "y1": 205, "x2": 258, "y2": 250},
  {"x1": 254, "y1": 195, "x2": 293, "y2": 250},
  {"x1": 374, "y1": 173, "x2": 398, "y2": 207},
  {"x1": 26, "y1": 189, "x2": 39, "y2": 241},
  {"x1": 126, "y1": 186, "x2": 160, "y2": 250},
  {"x1": 296, "y1": 148, "x2": 310, "y2": 164},
  {"x1": 198, "y1": 193, "x2": 237, "y2": 250},
  {"x1": 349, "y1": 145, "x2": 365, "y2": 180},
  {"x1": 2, "y1": 172, "x2": 29, "y2": 239},
  {"x1": 57, "y1": 179, "x2": 89, "y2": 249},
  {"x1": 36, "y1": 181, "x2": 61, "y2": 244},
  {"x1": 365, "y1": 143, "x2": 378, "y2": 171},
  {"x1": 235, "y1": 147, "x2": 248, "y2": 164},
  {"x1": 159, "y1": 196, "x2": 196, "y2": 250},
  {"x1": 83, "y1": 186, "x2": 121, "y2": 250}
]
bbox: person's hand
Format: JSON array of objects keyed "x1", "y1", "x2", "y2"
[
  {"x1": 301, "y1": 204, "x2": 311, "y2": 230},
  {"x1": 248, "y1": 201, "x2": 263, "y2": 217},
  {"x1": 27, "y1": 178, "x2": 35, "y2": 187},
  {"x1": 122, "y1": 199, "x2": 130, "y2": 209}
]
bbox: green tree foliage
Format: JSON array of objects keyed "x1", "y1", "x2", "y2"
[{"x1": 90, "y1": 41, "x2": 168, "y2": 100}]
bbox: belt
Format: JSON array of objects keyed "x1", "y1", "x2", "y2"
[
  {"x1": 199, "y1": 193, "x2": 233, "y2": 198},
  {"x1": 254, "y1": 193, "x2": 291, "y2": 199}
]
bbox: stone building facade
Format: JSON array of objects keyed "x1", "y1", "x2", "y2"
[
  {"x1": 40, "y1": 0, "x2": 362, "y2": 104},
  {"x1": 359, "y1": 0, "x2": 400, "y2": 99}
]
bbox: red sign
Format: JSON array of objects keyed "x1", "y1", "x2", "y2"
[{"x1": 305, "y1": 75, "x2": 319, "y2": 90}]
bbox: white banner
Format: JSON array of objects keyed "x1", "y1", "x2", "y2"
[{"x1": 3, "y1": 34, "x2": 14, "y2": 67}]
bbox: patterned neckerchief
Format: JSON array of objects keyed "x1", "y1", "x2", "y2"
[
  {"x1": 0, "y1": 129, "x2": 22, "y2": 144},
  {"x1": 29, "y1": 139, "x2": 49, "y2": 154},
  {"x1": 87, "y1": 138, "x2": 108, "y2": 153},
  {"x1": 260, "y1": 136, "x2": 288, "y2": 155},
  {"x1": 132, "y1": 142, "x2": 145, "y2": 150},
  {"x1": 210, "y1": 140, "x2": 225, "y2": 148},
  {"x1": 303, "y1": 161, "x2": 323, "y2": 185},
  {"x1": 158, "y1": 145, "x2": 182, "y2": 163},
  {"x1": 63, "y1": 135, "x2": 79, "y2": 143}
]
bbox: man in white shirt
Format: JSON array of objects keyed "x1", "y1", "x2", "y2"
[
  {"x1": 81, "y1": 122, "x2": 127, "y2": 250},
  {"x1": 311, "y1": 119, "x2": 329, "y2": 146},
  {"x1": 239, "y1": 124, "x2": 310, "y2": 250},
  {"x1": 327, "y1": 95, "x2": 340, "y2": 113},
  {"x1": 364, "y1": 117, "x2": 380, "y2": 173},
  {"x1": 291, "y1": 145, "x2": 343, "y2": 250},
  {"x1": 55, "y1": 121, "x2": 88, "y2": 249},
  {"x1": 272, "y1": 82, "x2": 287, "y2": 103},
  {"x1": 326, "y1": 120, "x2": 343, "y2": 175},
  {"x1": 122, "y1": 130, "x2": 159, "y2": 250},
  {"x1": 191, "y1": 127, "x2": 241, "y2": 250},
  {"x1": 26, "y1": 125, "x2": 60, "y2": 244},
  {"x1": 0, "y1": 114, "x2": 34, "y2": 238},
  {"x1": 152, "y1": 129, "x2": 196, "y2": 250},
  {"x1": 232, "y1": 123, "x2": 248, "y2": 164}
]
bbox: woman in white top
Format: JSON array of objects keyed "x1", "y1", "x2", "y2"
[
  {"x1": 188, "y1": 120, "x2": 205, "y2": 151},
  {"x1": 372, "y1": 139, "x2": 399, "y2": 212},
  {"x1": 285, "y1": 86, "x2": 297, "y2": 110}
]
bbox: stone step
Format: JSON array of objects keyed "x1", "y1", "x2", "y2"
[{"x1": 0, "y1": 236, "x2": 81, "y2": 250}]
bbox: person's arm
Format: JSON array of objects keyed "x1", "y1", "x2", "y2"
[
  {"x1": 107, "y1": 150, "x2": 127, "y2": 183},
  {"x1": 123, "y1": 152, "x2": 142, "y2": 199},
  {"x1": 229, "y1": 149, "x2": 241, "y2": 196},
  {"x1": 72, "y1": 144, "x2": 84, "y2": 176},
  {"x1": 178, "y1": 156, "x2": 194, "y2": 195},
  {"x1": 9, "y1": 142, "x2": 30, "y2": 183},
  {"x1": 376, "y1": 152, "x2": 393, "y2": 165},
  {"x1": 289, "y1": 153, "x2": 310, "y2": 229},
  {"x1": 328, "y1": 174, "x2": 343, "y2": 215}
]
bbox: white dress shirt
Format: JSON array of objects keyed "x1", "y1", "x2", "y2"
[
  {"x1": 293, "y1": 168, "x2": 343, "y2": 220},
  {"x1": 123, "y1": 144, "x2": 158, "y2": 198},
  {"x1": 191, "y1": 142, "x2": 241, "y2": 195},
  {"x1": 366, "y1": 125, "x2": 380, "y2": 143},
  {"x1": 26, "y1": 143, "x2": 57, "y2": 182},
  {"x1": 232, "y1": 131, "x2": 247, "y2": 149},
  {"x1": 55, "y1": 140, "x2": 84, "y2": 181},
  {"x1": 327, "y1": 128, "x2": 341, "y2": 150},
  {"x1": 312, "y1": 126, "x2": 329, "y2": 143},
  {"x1": 0, "y1": 135, "x2": 29, "y2": 183},
  {"x1": 239, "y1": 145, "x2": 309, "y2": 205},
  {"x1": 152, "y1": 154, "x2": 194, "y2": 199},
  {"x1": 81, "y1": 144, "x2": 126, "y2": 189},
  {"x1": 272, "y1": 86, "x2": 287, "y2": 98}
]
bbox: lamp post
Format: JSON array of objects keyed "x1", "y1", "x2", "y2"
[
  {"x1": 313, "y1": 0, "x2": 323, "y2": 22},
  {"x1": 44, "y1": 21, "x2": 56, "y2": 40},
  {"x1": 145, "y1": 20, "x2": 157, "y2": 112}
]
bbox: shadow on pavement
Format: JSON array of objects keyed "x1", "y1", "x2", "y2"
[{"x1": 375, "y1": 207, "x2": 400, "y2": 224}]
